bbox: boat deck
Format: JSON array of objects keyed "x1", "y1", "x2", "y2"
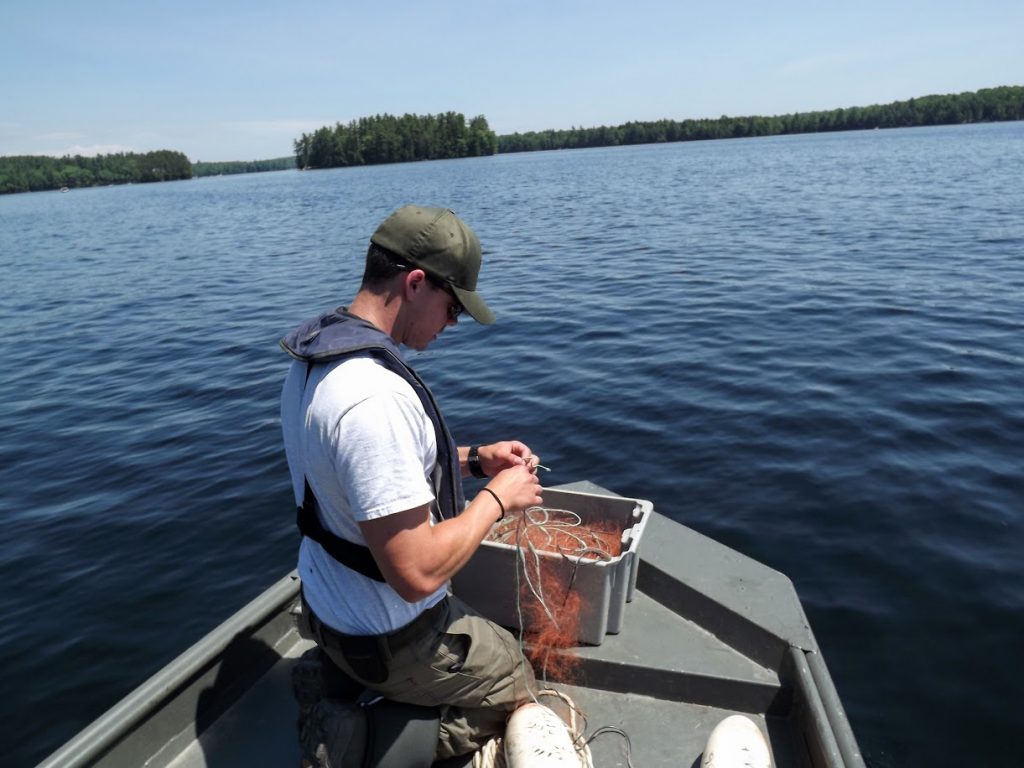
[
  {"x1": 38, "y1": 482, "x2": 864, "y2": 768},
  {"x1": 166, "y1": 594, "x2": 789, "y2": 767}
]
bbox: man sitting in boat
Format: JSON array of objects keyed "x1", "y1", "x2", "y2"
[{"x1": 280, "y1": 204, "x2": 543, "y2": 764}]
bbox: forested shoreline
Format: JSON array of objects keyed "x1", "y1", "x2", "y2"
[
  {"x1": 1, "y1": 86, "x2": 1022, "y2": 195},
  {"x1": 293, "y1": 112, "x2": 497, "y2": 170},
  {"x1": 497, "y1": 85, "x2": 1024, "y2": 152},
  {"x1": 0, "y1": 151, "x2": 191, "y2": 195},
  {"x1": 192, "y1": 157, "x2": 293, "y2": 177},
  {"x1": 292, "y1": 86, "x2": 1022, "y2": 165}
]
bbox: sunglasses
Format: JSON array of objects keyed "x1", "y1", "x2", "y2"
[
  {"x1": 427, "y1": 275, "x2": 464, "y2": 321},
  {"x1": 395, "y1": 261, "x2": 464, "y2": 320}
]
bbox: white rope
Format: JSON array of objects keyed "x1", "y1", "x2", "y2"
[
  {"x1": 472, "y1": 735, "x2": 507, "y2": 768},
  {"x1": 478, "y1": 507, "x2": 627, "y2": 768}
]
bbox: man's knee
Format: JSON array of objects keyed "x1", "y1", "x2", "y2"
[{"x1": 435, "y1": 704, "x2": 509, "y2": 761}]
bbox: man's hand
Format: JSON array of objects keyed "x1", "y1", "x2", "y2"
[
  {"x1": 486, "y1": 463, "x2": 544, "y2": 517},
  {"x1": 477, "y1": 440, "x2": 542, "y2": 476}
]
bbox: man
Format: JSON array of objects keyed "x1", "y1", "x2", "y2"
[{"x1": 280, "y1": 205, "x2": 542, "y2": 763}]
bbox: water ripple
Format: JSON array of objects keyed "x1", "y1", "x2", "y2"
[{"x1": 2, "y1": 123, "x2": 1023, "y2": 767}]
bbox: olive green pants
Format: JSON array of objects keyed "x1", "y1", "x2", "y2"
[{"x1": 315, "y1": 595, "x2": 536, "y2": 760}]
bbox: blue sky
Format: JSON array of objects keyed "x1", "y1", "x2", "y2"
[{"x1": 2, "y1": 0, "x2": 1021, "y2": 162}]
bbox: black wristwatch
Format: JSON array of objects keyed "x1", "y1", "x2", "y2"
[{"x1": 467, "y1": 445, "x2": 488, "y2": 479}]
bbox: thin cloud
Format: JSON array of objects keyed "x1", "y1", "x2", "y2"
[{"x1": 58, "y1": 143, "x2": 137, "y2": 158}]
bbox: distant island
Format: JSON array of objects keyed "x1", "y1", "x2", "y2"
[
  {"x1": 0, "y1": 150, "x2": 192, "y2": 195},
  {"x1": 1, "y1": 85, "x2": 1021, "y2": 195},
  {"x1": 0, "y1": 152, "x2": 295, "y2": 195},
  {"x1": 292, "y1": 112, "x2": 497, "y2": 170},
  {"x1": 192, "y1": 157, "x2": 293, "y2": 177}
]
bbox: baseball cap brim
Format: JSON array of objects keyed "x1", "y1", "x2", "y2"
[{"x1": 450, "y1": 284, "x2": 495, "y2": 325}]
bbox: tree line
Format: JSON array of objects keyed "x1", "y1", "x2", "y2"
[
  {"x1": 0, "y1": 150, "x2": 192, "y2": 195},
  {"x1": 192, "y1": 157, "x2": 293, "y2": 177},
  {"x1": 497, "y1": 86, "x2": 1024, "y2": 153},
  {"x1": 3, "y1": 86, "x2": 1021, "y2": 195},
  {"x1": 293, "y1": 112, "x2": 497, "y2": 169}
]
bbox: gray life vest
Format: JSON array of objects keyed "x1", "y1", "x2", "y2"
[{"x1": 280, "y1": 308, "x2": 465, "y2": 582}]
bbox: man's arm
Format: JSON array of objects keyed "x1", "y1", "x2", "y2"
[{"x1": 360, "y1": 463, "x2": 542, "y2": 602}]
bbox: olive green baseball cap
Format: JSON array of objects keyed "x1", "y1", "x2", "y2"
[{"x1": 371, "y1": 205, "x2": 495, "y2": 325}]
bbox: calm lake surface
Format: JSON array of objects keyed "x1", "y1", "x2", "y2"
[{"x1": 2, "y1": 122, "x2": 1022, "y2": 767}]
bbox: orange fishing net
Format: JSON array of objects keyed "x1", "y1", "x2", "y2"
[{"x1": 486, "y1": 507, "x2": 626, "y2": 683}]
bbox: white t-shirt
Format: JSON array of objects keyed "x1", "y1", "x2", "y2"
[{"x1": 281, "y1": 354, "x2": 447, "y2": 635}]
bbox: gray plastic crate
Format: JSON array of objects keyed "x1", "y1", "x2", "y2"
[{"x1": 452, "y1": 487, "x2": 652, "y2": 645}]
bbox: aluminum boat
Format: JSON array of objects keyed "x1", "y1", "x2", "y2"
[{"x1": 37, "y1": 482, "x2": 865, "y2": 768}]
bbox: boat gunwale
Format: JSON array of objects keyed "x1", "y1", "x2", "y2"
[{"x1": 35, "y1": 572, "x2": 302, "y2": 768}]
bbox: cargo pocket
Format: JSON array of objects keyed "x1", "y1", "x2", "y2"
[
  {"x1": 427, "y1": 630, "x2": 489, "y2": 707},
  {"x1": 447, "y1": 612, "x2": 536, "y2": 710},
  {"x1": 437, "y1": 631, "x2": 473, "y2": 673}
]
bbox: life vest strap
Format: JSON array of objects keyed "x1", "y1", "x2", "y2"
[{"x1": 297, "y1": 478, "x2": 386, "y2": 582}]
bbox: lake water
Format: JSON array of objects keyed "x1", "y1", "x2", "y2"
[{"x1": 2, "y1": 122, "x2": 1022, "y2": 767}]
